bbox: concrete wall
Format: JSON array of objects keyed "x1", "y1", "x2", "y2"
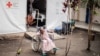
[
  {"x1": 93, "y1": 9, "x2": 100, "y2": 24},
  {"x1": 79, "y1": 8, "x2": 86, "y2": 22},
  {"x1": 74, "y1": 8, "x2": 100, "y2": 24}
]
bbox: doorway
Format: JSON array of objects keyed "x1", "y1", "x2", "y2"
[{"x1": 27, "y1": 0, "x2": 46, "y2": 27}]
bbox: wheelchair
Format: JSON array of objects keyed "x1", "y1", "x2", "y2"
[{"x1": 31, "y1": 33, "x2": 57, "y2": 55}]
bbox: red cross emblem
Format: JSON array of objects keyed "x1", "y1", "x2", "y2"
[{"x1": 6, "y1": 1, "x2": 12, "y2": 8}]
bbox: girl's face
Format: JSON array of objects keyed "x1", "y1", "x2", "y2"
[{"x1": 40, "y1": 29, "x2": 44, "y2": 34}]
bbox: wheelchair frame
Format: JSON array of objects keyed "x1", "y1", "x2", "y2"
[{"x1": 31, "y1": 33, "x2": 56, "y2": 55}]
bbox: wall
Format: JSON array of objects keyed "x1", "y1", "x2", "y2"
[{"x1": 75, "y1": 8, "x2": 100, "y2": 24}]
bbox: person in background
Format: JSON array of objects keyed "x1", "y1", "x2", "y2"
[
  {"x1": 26, "y1": 0, "x2": 34, "y2": 27},
  {"x1": 26, "y1": 14, "x2": 34, "y2": 26}
]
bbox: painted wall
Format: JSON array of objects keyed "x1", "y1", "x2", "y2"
[{"x1": 75, "y1": 8, "x2": 100, "y2": 24}]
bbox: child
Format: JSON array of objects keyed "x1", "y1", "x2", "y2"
[{"x1": 37, "y1": 27, "x2": 58, "y2": 56}]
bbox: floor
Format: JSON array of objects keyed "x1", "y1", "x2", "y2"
[{"x1": 0, "y1": 29, "x2": 100, "y2": 56}]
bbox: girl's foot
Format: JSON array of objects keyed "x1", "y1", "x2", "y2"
[
  {"x1": 53, "y1": 48, "x2": 59, "y2": 51},
  {"x1": 53, "y1": 48, "x2": 59, "y2": 55},
  {"x1": 42, "y1": 53, "x2": 47, "y2": 56}
]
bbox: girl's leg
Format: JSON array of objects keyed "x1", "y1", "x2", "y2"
[{"x1": 42, "y1": 40, "x2": 47, "y2": 56}]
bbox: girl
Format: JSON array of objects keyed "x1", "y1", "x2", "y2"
[{"x1": 37, "y1": 27, "x2": 58, "y2": 56}]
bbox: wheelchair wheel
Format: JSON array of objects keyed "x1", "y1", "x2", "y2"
[
  {"x1": 31, "y1": 36, "x2": 40, "y2": 52},
  {"x1": 32, "y1": 42, "x2": 39, "y2": 51}
]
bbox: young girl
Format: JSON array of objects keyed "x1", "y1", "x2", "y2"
[{"x1": 37, "y1": 27, "x2": 57, "y2": 56}]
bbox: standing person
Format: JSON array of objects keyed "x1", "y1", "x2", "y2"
[
  {"x1": 26, "y1": 0, "x2": 34, "y2": 27},
  {"x1": 37, "y1": 27, "x2": 58, "y2": 56}
]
